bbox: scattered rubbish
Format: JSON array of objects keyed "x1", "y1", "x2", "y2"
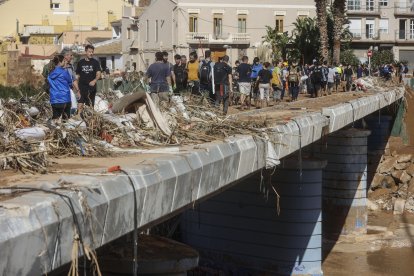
[{"x1": 0, "y1": 79, "x2": 405, "y2": 173}]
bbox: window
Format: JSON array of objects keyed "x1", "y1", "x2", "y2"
[
  {"x1": 238, "y1": 16, "x2": 246, "y2": 33},
  {"x1": 379, "y1": 0, "x2": 388, "y2": 6},
  {"x1": 297, "y1": 15, "x2": 307, "y2": 20},
  {"x1": 275, "y1": 16, "x2": 284, "y2": 33},
  {"x1": 50, "y1": 3, "x2": 60, "y2": 9},
  {"x1": 348, "y1": 0, "x2": 361, "y2": 10},
  {"x1": 213, "y1": 15, "x2": 223, "y2": 38},
  {"x1": 400, "y1": 19, "x2": 406, "y2": 39},
  {"x1": 379, "y1": 19, "x2": 388, "y2": 34},
  {"x1": 146, "y1": 20, "x2": 149, "y2": 42},
  {"x1": 127, "y1": 28, "x2": 131, "y2": 39},
  {"x1": 155, "y1": 20, "x2": 158, "y2": 42},
  {"x1": 366, "y1": 0, "x2": 374, "y2": 11},
  {"x1": 365, "y1": 19, "x2": 375, "y2": 38},
  {"x1": 189, "y1": 14, "x2": 198, "y2": 32},
  {"x1": 349, "y1": 18, "x2": 362, "y2": 38},
  {"x1": 410, "y1": 19, "x2": 414, "y2": 39}
]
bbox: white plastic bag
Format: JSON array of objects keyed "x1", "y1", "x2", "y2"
[
  {"x1": 70, "y1": 89, "x2": 78, "y2": 112},
  {"x1": 15, "y1": 127, "x2": 46, "y2": 141}
]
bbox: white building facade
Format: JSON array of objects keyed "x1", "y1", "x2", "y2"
[
  {"x1": 136, "y1": 0, "x2": 316, "y2": 71},
  {"x1": 347, "y1": 0, "x2": 414, "y2": 65}
]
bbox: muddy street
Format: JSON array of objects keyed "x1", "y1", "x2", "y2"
[{"x1": 323, "y1": 211, "x2": 414, "y2": 276}]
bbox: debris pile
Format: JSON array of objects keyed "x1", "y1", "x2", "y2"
[
  {"x1": 0, "y1": 88, "x2": 267, "y2": 173},
  {"x1": 369, "y1": 151, "x2": 414, "y2": 214}
]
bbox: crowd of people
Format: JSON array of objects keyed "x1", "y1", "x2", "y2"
[
  {"x1": 146, "y1": 49, "x2": 383, "y2": 114},
  {"x1": 43, "y1": 45, "x2": 409, "y2": 124}
]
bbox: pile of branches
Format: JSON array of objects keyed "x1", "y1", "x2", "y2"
[
  {"x1": 0, "y1": 90, "x2": 269, "y2": 174},
  {"x1": 161, "y1": 95, "x2": 268, "y2": 144},
  {"x1": 0, "y1": 93, "x2": 50, "y2": 173}
]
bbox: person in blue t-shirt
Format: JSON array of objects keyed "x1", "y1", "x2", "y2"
[
  {"x1": 47, "y1": 55, "x2": 73, "y2": 125},
  {"x1": 146, "y1": 51, "x2": 172, "y2": 106},
  {"x1": 250, "y1": 57, "x2": 263, "y2": 104}
]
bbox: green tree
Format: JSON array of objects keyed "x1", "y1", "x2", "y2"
[
  {"x1": 291, "y1": 17, "x2": 320, "y2": 65},
  {"x1": 371, "y1": 50, "x2": 394, "y2": 68},
  {"x1": 340, "y1": 49, "x2": 359, "y2": 66},
  {"x1": 262, "y1": 26, "x2": 291, "y2": 61}
]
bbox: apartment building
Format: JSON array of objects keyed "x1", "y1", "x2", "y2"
[
  {"x1": 93, "y1": 6, "x2": 141, "y2": 71},
  {"x1": 347, "y1": 0, "x2": 414, "y2": 65},
  {"x1": 0, "y1": 0, "x2": 136, "y2": 40},
  {"x1": 137, "y1": 0, "x2": 316, "y2": 70}
]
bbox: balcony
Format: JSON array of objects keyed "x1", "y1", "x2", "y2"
[
  {"x1": 186, "y1": 32, "x2": 250, "y2": 45},
  {"x1": 395, "y1": 30, "x2": 414, "y2": 41},
  {"x1": 394, "y1": 3, "x2": 414, "y2": 16},
  {"x1": 349, "y1": 29, "x2": 382, "y2": 41},
  {"x1": 347, "y1": 3, "x2": 381, "y2": 16}
]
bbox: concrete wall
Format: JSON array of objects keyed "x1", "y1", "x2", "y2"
[
  {"x1": 137, "y1": 0, "x2": 175, "y2": 69},
  {"x1": 94, "y1": 54, "x2": 123, "y2": 71}
]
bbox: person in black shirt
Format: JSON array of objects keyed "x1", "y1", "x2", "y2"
[
  {"x1": 344, "y1": 64, "x2": 354, "y2": 91},
  {"x1": 236, "y1": 56, "x2": 251, "y2": 110},
  {"x1": 75, "y1": 45, "x2": 101, "y2": 111},
  {"x1": 214, "y1": 55, "x2": 233, "y2": 115},
  {"x1": 256, "y1": 62, "x2": 273, "y2": 108},
  {"x1": 172, "y1": 54, "x2": 186, "y2": 94}
]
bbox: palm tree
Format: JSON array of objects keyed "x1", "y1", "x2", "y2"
[
  {"x1": 315, "y1": 0, "x2": 329, "y2": 62},
  {"x1": 332, "y1": 0, "x2": 347, "y2": 64},
  {"x1": 292, "y1": 17, "x2": 320, "y2": 64}
]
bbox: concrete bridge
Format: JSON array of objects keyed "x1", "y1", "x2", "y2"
[{"x1": 0, "y1": 88, "x2": 405, "y2": 275}]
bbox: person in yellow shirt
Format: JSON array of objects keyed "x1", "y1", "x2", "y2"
[
  {"x1": 271, "y1": 60, "x2": 283, "y2": 103},
  {"x1": 334, "y1": 62, "x2": 342, "y2": 92},
  {"x1": 186, "y1": 51, "x2": 200, "y2": 95}
]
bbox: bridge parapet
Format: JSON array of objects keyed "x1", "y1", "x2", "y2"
[{"x1": 0, "y1": 87, "x2": 405, "y2": 275}]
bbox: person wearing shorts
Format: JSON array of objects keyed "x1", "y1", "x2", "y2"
[
  {"x1": 236, "y1": 56, "x2": 251, "y2": 110},
  {"x1": 75, "y1": 45, "x2": 101, "y2": 112}
]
